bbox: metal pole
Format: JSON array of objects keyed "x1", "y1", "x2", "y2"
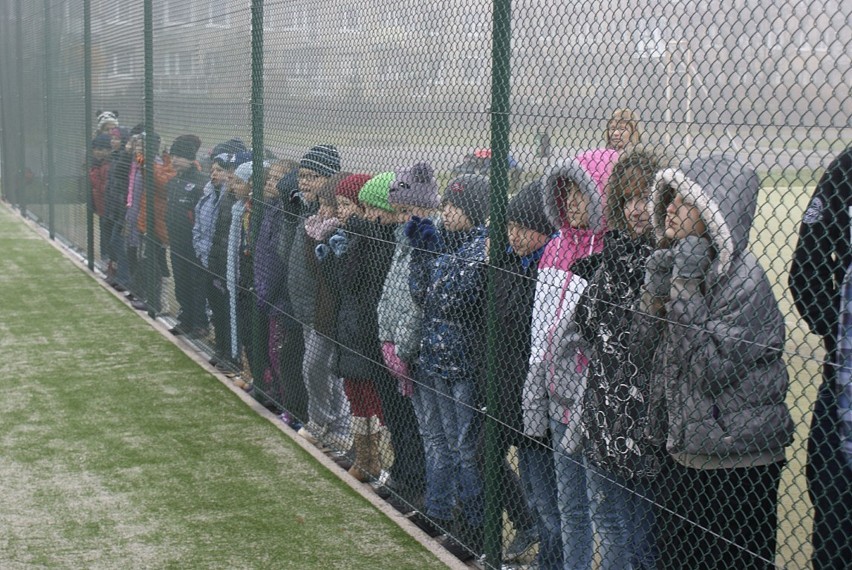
[
  {"x1": 0, "y1": 1, "x2": 9, "y2": 204},
  {"x1": 484, "y1": 0, "x2": 511, "y2": 566},
  {"x1": 249, "y1": 0, "x2": 265, "y2": 385},
  {"x1": 15, "y1": 0, "x2": 27, "y2": 216},
  {"x1": 44, "y1": 0, "x2": 56, "y2": 239},
  {"x1": 143, "y1": 0, "x2": 156, "y2": 318},
  {"x1": 84, "y1": 0, "x2": 94, "y2": 270}
]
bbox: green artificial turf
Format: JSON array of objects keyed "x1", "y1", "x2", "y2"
[{"x1": 0, "y1": 205, "x2": 447, "y2": 569}]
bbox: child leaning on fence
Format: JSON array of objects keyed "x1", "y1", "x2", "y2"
[
  {"x1": 405, "y1": 174, "x2": 491, "y2": 557},
  {"x1": 646, "y1": 155, "x2": 793, "y2": 570},
  {"x1": 522, "y1": 148, "x2": 618, "y2": 570},
  {"x1": 570, "y1": 148, "x2": 665, "y2": 570}
]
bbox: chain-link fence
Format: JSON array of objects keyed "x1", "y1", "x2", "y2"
[{"x1": 1, "y1": 0, "x2": 850, "y2": 568}]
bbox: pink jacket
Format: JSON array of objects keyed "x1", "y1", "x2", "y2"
[{"x1": 522, "y1": 148, "x2": 618, "y2": 451}]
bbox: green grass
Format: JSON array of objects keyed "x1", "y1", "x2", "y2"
[{"x1": 0, "y1": 205, "x2": 447, "y2": 570}]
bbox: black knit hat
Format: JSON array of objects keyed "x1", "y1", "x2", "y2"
[
  {"x1": 508, "y1": 180, "x2": 555, "y2": 236},
  {"x1": 300, "y1": 144, "x2": 341, "y2": 177},
  {"x1": 442, "y1": 174, "x2": 491, "y2": 226},
  {"x1": 170, "y1": 134, "x2": 202, "y2": 161}
]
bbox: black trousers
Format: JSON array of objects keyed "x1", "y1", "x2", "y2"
[
  {"x1": 807, "y1": 370, "x2": 852, "y2": 570},
  {"x1": 656, "y1": 455, "x2": 782, "y2": 570},
  {"x1": 206, "y1": 274, "x2": 232, "y2": 363},
  {"x1": 170, "y1": 239, "x2": 206, "y2": 330}
]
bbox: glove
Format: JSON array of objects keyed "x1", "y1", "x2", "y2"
[
  {"x1": 417, "y1": 218, "x2": 440, "y2": 250},
  {"x1": 315, "y1": 243, "x2": 330, "y2": 260},
  {"x1": 403, "y1": 216, "x2": 422, "y2": 240},
  {"x1": 398, "y1": 377, "x2": 414, "y2": 398},
  {"x1": 328, "y1": 230, "x2": 349, "y2": 257},
  {"x1": 212, "y1": 278, "x2": 226, "y2": 293},
  {"x1": 671, "y1": 236, "x2": 713, "y2": 280},
  {"x1": 382, "y1": 341, "x2": 410, "y2": 384},
  {"x1": 643, "y1": 249, "x2": 674, "y2": 298}
]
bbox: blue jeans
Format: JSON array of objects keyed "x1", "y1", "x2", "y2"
[
  {"x1": 518, "y1": 444, "x2": 563, "y2": 570},
  {"x1": 587, "y1": 464, "x2": 656, "y2": 570},
  {"x1": 412, "y1": 374, "x2": 483, "y2": 526},
  {"x1": 551, "y1": 419, "x2": 593, "y2": 570}
]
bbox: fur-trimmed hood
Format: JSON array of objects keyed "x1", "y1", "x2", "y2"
[
  {"x1": 651, "y1": 154, "x2": 760, "y2": 276},
  {"x1": 541, "y1": 148, "x2": 619, "y2": 233}
]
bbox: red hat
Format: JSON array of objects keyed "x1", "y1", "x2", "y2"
[{"x1": 336, "y1": 173, "x2": 372, "y2": 205}]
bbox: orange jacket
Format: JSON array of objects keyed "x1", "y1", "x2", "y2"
[{"x1": 136, "y1": 152, "x2": 175, "y2": 244}]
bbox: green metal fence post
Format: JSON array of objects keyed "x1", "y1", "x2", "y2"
[
  {"x1": 84, "y1": 0, "x2": 93, "y2": 270},
  {"x1": 0, "y1": 1, "x2": 8, "y2": 204},
  {"x1": 44, "y1": 0, "x2": 56, "y2": 239},
  {"x1": 143, "y1": 0, "x2": 156, "y2": 318},
  {"x1": 484, "y1": 0, "x2": 512, "y2": 566},
  {"x1": 14, "y1": 0, "x2": 26, "y2": 216},
  {"x1": 249, "y1": 0, "x2": 265, "y2": 383}
]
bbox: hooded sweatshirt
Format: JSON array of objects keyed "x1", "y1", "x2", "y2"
[
  {"x1": 522, "y1": 148, "x2": 618, "y2": 450},
  {"x1": 649, "y1": 155, "x2": 793, "y2": 469}
]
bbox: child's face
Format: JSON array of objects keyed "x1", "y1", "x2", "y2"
[
  {"x1": 336, "y1": 196, "x2": 361, "y2": 223},
  {"x1": 298, "y1": 168, "x2": 326, "y2": 202},
  {"x1": 93, "y1": 147, "x2": 110, "y2": 161},
  {"x1": 664, "y1": 193, "x2": 706, "y2": 242},
  {"x1": 231, "y1": 178, "x2": 251, "y2": 199},
  {"x1": 508, "y1": 222, "x2": 550, "y2": 257},
  {"x1": 210, "y1": 163, "x2": 228, "y2": 188},
  {"x1": 442, "y1": 202, "x2": 473, "y2": 232},
  {"x1": 561, "y1": 183, "x2": 591, "y2": 229},
  {"x1": 318, "y1": 198, "x2": 337, "y2": 219},
  {"x1": 607, "y1": 120, "x2": 633, "y2": 150},
  {"x1": 263, "y1": 164, "x2": 286, "y2": 200},
  {"x1": 621, "y1": 167, "x2": 653, "y2": 237},
  {"x1": 363, "y1": 205, "x2": 393, "y2": 224}
]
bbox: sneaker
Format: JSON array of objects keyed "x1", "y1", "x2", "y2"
[
  {"x1": 503, "y1": 527, "x2": 539, "y2": 562},
  {"x1": 406, "y1": 511, "x2": 446, "y2": 538},
  {"x1": 131, "y1": 300, "x2": 149, "y2": 311},
  {"x1": 297, "y1": 426, "x2": 320, "y2": 446},
  {"x1": 441, "y1": 535, "x2": 476, "y2": 562}
]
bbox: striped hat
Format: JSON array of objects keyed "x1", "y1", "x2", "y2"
[{"x1": 300, "y1": 144, "x2": 341, "y2": 177}]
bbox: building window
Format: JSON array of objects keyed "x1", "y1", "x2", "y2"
[
  {"x1": 207, "y1": 0, "x2": 230, "y2": 28},
  {"x1": 164, "y1": 0, "x2": 192, "y2": 26},
  {"x1": 633, "y1": 17, "x2": 666, "y2": 59},
  {"x1": 163, "y1": 52, "x2": 194, "y2": 75},
  {"x1": 109, "y1": 52, "x2": 132, "y2": 76},
  {"x1": 340, "y1": 8, "x2": 360, "y2": 32},
  {"x1": 108, "y1": 1, "x2": 130, "y2": 23}
]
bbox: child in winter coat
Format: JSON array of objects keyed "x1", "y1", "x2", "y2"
[
  {"x1": 493, "y1": 181, "x2": 559, "y2": 567},
  {"x1": 300, "y1": 169, "x2": 352, "y2": 447},
  {"x1": 522, "y1": 148, "x2": 619, "y2": 570},
  {"x1": 315, "y1": 173, "x2": 396, "y2": 481},
  {"x1": 405, "y1": 174, "x2": 492, "y2": 559},
  {"x1": 252, "y1": 159, "x2": 300, "y2": 406},
  {"x1": 571, "y1": 148, "x2": 665, "y2": 570},
  {"x1": 90, "y1": 133, "x2": 112, "y2": 268},
  {"x1": 646, "y1": 155, "x2": 793, "y2": 570},
  {"x1": 374, "y1": 162, "x2": 444, "y2": 511}
]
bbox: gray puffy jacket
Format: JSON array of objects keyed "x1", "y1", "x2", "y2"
[{"x1": 648, "y1": 155, "x2": 793, "y2": 467}]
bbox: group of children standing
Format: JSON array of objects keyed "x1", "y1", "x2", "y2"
[{"x1": 88, "y1": 108, "x2": 795, "y2": 568}]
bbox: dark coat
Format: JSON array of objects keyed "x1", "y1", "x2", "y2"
[
  {"x1": 410, "y1": 225, "x2": 489, "y2": 388},
  {"x1": 165, "y1": 166, "x2": 206, "y2": 253},
  {"x1": 327, "y1": 218, "x2": 396, "y2": 380},
  {"x1": 573, "y1": 230, "x2": 664, "y2": 479},
  {"x1": 105, "y1": 149, "x2": 133, "y2": 223},
  {"x1": 491, "y1": 244, "x2": 545, "y2": 445},
  {"x1": 207, "y1": 191, "x2": 237, "y2": 283}
]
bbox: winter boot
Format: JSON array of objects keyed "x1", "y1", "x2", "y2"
[{"x1": 348, "y1": 416, "x2": 371, "y2": 482}]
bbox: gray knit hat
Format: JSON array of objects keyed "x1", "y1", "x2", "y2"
[
  {"x1": 388, "y1": 161, "x2": 440, "y2": 210},
  {"x1": 300, "y1": 145, "x2": 341, "y2": 177},
  {"x1": 442, "y1": 174, "x2": 491, "y2": 226}
]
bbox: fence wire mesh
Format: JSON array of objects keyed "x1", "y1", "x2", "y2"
[{"x1": 0, "y1": 0, "x2": 850, "y2": 568}]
